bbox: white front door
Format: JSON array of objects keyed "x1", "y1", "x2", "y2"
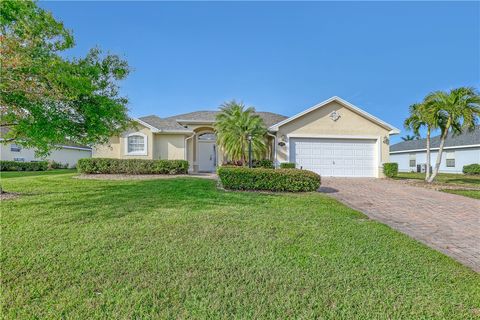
[
  {"x1": 198, "y1": 141, "x2": 216, "y2": 172},
  {"x1": 290, "y1": 138, "x2": 377, "y2": 177}
]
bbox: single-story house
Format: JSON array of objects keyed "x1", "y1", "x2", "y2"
[
  {"x1": 93, "y1": 96, "x2": 400, "y2": 177},
  {"x1": 0, "y1": 128, "x2": 92, "y2": 168},
  {"x1": 390, "y1": 126, "x2": 480, "y2": 174}
]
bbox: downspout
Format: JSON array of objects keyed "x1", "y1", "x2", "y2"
[
  {"x1": 266, "y1": 132, "x2": 277, "y2": 168},
  {"x1": 184, "y1": 132, "x2": 195, "y2": 170}
]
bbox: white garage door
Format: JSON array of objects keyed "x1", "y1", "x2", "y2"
[{"x1": 290, "y1": 138, "x2": 377, "y2": 177}]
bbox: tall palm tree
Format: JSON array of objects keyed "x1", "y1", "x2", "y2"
[
  {"x1": 401, "y1": 135, "x2": 419, "y2": 141},
  {"x1": 215, "y1": 100, "x2": 267, "y2": 164},
  {"x1": 404, "y1": 102, "x2": 443, "y2": 181},
  {"x1": 424, "y1": 87, "x2": 480, "y2": 183}
]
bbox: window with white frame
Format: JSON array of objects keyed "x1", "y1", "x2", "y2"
[
  {"x1": 446, "y1": 151, "x2": 455, "y2": 167},
  {"x1": 10, "y1": 144, "x2": 21, "y2": 152},
  {"x1": 125, "y1": 133, "x2": 147, "y2": 155},
  {"x1": 14, "y1": 157, "x2": 25, "y2": 162},
  {"x1": 409, "y1": 153, "x2": 416, "y2": 167}
]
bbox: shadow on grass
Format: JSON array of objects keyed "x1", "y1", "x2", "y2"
[{"x1": 0, "y1": 169, "x2": 76, "y2": 179}]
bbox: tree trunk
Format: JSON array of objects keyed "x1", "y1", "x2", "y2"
[
  {"x1": 425, "y1": 127, "x2": 431, "y2": 181},
  {"x1": 427, "y1": 122, "x2": 450, "y2": 183}
]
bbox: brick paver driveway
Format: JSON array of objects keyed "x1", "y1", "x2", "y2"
[{"x1": 320, "y1": 178, "x2": 480, "y2": 272}]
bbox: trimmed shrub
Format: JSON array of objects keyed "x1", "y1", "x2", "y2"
[
  {"x1": 252, "y1": 159, "x2": 274, "y2": 169},
  {"x1": 77, "y1": 158, "x2": 189, "y2": 175},
  {"x1": 463, "y1": 163, "x2": 480, "y2": 175},
  {"x1": 217, "y1": 166, "x2": 321, "y2": 192},
  {"x1": 383, "y1": 162, "x2": 398, "y2": 178},
  {"x1": 0, "y1": 160, "x2": 48, "y2": 171},
  {"x1": 280, "y1": 162, "x2": 296, "y2": 169},
  {"x1": 48, "y1": 161, "x2": 69, "y2": 169}
]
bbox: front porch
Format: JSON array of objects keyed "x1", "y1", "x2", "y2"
[
  {"x1": 185, "y1": 126, "x2": 220, "y2": 173},
  {"x1": 185, "y1": 126, "x2": 275, "y2": 173}
]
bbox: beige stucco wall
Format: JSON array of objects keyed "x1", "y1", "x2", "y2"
[
  {"x1": 93, "y1": 123, "x2": 191, "y2": 161},
  {"x1": 92, "y1": 136, "x2": 121, "y2": 158},
  {"x1": 93, "y1": 124, "x2": 154, "y2": 159},
  {"x1": 0, "y1": 143, "x2": 91, "y2": 168},
  {"x1": 275, "y1": 101, "x2": 391, "y2": 177},
  {"x1": 154, "y1": 134, "x2": 186, "y2": 160}
]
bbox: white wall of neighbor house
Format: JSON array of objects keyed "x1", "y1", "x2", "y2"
[
  {"x1": 0, "y1": 143, "x2": 91, "y2": 168},
  {"x1": 390, "y1": 147, "x2": 480, "y2": 173}
]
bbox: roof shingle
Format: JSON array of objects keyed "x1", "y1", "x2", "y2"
[
  {"x1": 138, "y1": 110, "x2": 287, "y2": 131},
  {"x1": 390, "y1": 126, "x2": 480, "y2": 152}
]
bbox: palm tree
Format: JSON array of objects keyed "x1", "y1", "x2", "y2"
[
  {"x1": 401, "y1": 135, "x2": 419, "y2": 141},
  {"x1": 404, "y1": 102, "x2": 443, "y2": 181},
  {"x1": 215, "y1": 100, "x2": 267, "y2": 164},
  {"x1": 424, "y1": 87, "x2": 480, "y2": 183}
]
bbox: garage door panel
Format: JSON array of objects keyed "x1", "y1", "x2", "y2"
[{"x1": 291, "y1": 138, "x2": 377, "y2": 177}]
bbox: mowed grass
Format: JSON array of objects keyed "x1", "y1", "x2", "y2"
[
  {"x1": 396, "y1": 172, "x2": 480, "y2": 199},
  {"x1": 443, "y1": 189, "x2": 480, "y2": 199},
  {"x1": 396, "y1": 172, "x2": 480, "y2": 186},
  {"x1": 1, "y1": 171, "x2": 479, "y2": 319}
]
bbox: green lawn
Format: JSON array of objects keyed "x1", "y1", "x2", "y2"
[
  {"x1": 396, "y1": 172, "x2": 480, "y2": 186},
  {"x1": 1, "y1": 171, "x2": 479, "y2": 318},
  {"x1": 443, "y1": 189, "x2": 480, "y2": 200},
  {"x1": 396, "y1": 172, "x2": 480, "y2": 199}
]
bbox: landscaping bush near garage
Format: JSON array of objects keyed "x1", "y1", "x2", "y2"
[
  {"x1": 463, "y1": 163, "x2": 480, "y2": 175},
  {"x1": 218, "y1": 166, "x2": 321, "y2": 192},
  {"x1": 0, "y1": 160, "x2": 48, "y2": 171},
  {"x1": 77, "y1": 158, "x2": 189, "y2": 175},
  {"x1": 280, "y1": 162, "x2": 296, "y2": 169},
  {"x1": 252, "y1": 159, "x2": 274, "y2": 169},
  {"x1": 383, "y1": 162, "x2": 398, "y2": 178}
]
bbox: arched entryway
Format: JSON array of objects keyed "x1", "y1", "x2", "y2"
[{"x1": 197, "y1": 131, "x2": 217, "y2": 172}]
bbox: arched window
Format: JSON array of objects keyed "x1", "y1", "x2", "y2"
[
  {"x1": 125, "y1": 132, "x2": 147, "y2": 155},
  {"x1": 198, "y1": 133, "x2": 216, "y2": 141}
]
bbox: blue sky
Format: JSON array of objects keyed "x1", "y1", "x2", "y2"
[{"x1": 40, "y1": 1, "x2": 479, "y2": 143}]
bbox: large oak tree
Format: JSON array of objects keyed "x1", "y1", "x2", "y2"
[{"x1": 0, "y1": 0, "x2": 131, "y2": 156}]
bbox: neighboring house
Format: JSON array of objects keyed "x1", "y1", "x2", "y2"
[
  {"x1": 390, "y1": 126, "x2": 480, "y2": 174},
  {"x1": 94, "y1": 96, "x2": 399, "y2": 177},
  {"x1": 0, "y1": 128, "x2": 92, "y2": 168}
]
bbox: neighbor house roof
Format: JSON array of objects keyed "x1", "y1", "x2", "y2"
[
  {"x1": 268, "y1": 96, "x2": 400, "y2": 134},
  {"x1": 137, "y1": 111, "x2": 287, "y2": 132},
  {"x1": 390, "y1": 126, "x2": 480, "y2": 153}
]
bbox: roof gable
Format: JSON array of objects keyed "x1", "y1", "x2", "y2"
[{"x1": 268, "y1": 96, "x2": 400, "y2": 134}]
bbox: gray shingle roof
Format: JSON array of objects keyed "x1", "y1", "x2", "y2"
[
  {"x1": 138, "y1": 110, "x2": 287, "y2": 131},
  {"x1": 138, "y1": 115, "x2": 190, "y2": 132},
  {"x1": 390, "y1": 126, "x2": 480, "y2": 152}
]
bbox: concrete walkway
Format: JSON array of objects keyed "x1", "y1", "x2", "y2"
[{"x1": 320, "y1": 178, "x2": 480, "y2": 272}]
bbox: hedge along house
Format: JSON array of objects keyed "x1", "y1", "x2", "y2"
[{"x1": 93, "y1": 96, "x2": 400, "y2": 177}]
